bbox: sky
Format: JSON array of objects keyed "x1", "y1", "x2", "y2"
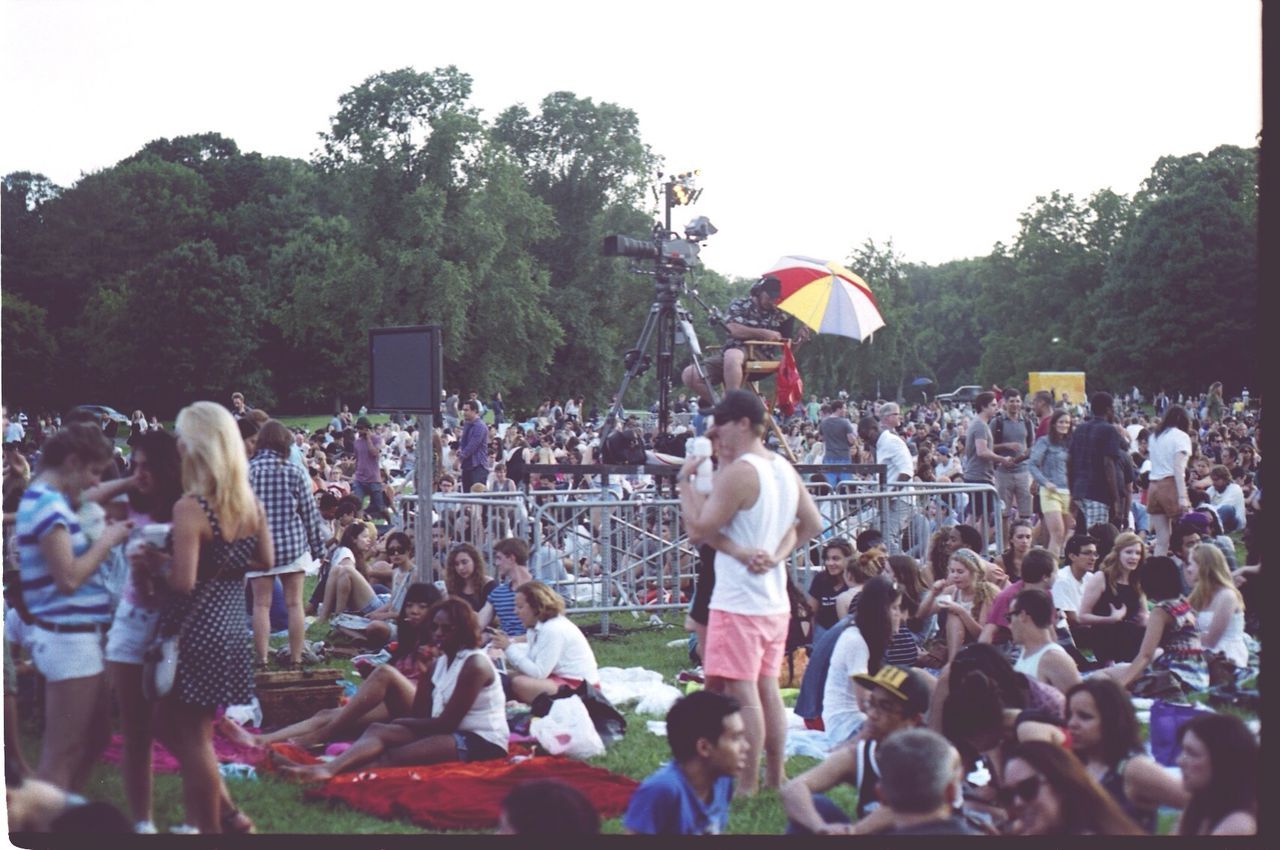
[{"x1": 1, "y1": 0, "x2": 1261, "y2": 281}]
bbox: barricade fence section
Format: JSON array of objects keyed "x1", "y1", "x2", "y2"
[{"x1": 395, "y1": 479, "x2": 1004, "y2": 634}]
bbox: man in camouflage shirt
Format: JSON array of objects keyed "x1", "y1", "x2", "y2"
[{"x1": 682, "y1": 276, "x2": 795, "y2": 412}]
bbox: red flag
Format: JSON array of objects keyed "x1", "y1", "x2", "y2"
[{"x1": 774, "y1": 341, "x2": 803, "y2": 416}]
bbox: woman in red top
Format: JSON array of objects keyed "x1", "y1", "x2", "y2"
[{"x1": 217, "y1": 583, "x2": 441, "y2": 750}]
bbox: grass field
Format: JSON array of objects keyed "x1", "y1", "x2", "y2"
[
  {"x1": 14, "y1": 598, "x2": 833, "y2": 834},
  {"x1": 16, "y1": 569, "x2": 1257, "y2": 835}
]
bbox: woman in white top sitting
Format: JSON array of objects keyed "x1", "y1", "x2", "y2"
[
  {"x1": 276, "y1": 598, "x2": 509, "y2": 782},
  {"x1": 821, "y1": 575, "x2": 904, "y2": 746},
  {"x1": 490, "y1": 580, "x2": 600, "y2": 703},
  {"x1": 1185, "y1": 543, "x2": 1249, "y2": 670}
]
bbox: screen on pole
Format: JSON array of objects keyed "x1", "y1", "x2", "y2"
[{"x1": 368, "y1": 325, "x2": 442, "y2": 414}]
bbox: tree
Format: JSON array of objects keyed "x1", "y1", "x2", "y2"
[
  {"x1": 491, "y1": 92, "x2": 659, "y2": 405},
  {"x1": 0, "y1": 292, "x2": 59, "y2": 408},
  {"x1": 69, "y1": 240, "x2": 269, "y2": 413},
  {"x1": 1088, "y1": 146, "x2": 1257, "y2": 395}
]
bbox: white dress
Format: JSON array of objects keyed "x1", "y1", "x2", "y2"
[{"x1": 1195, "y1": 602, "x2": 1248, "y2": 668}]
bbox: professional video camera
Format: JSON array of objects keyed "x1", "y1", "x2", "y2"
[
  {"x1": 602, "y1": 215, "x2": 717, "y2": 271},
  {"x1": 602, "y1": 171, "x2": 716, "y2": 276},
  {"x1": 599, "y1": 171, "x2": 721, "y2": 438}
]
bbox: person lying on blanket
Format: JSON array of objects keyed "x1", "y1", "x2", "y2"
[
  {"x1": 486, "y1": 580, "x2": 601, "y2": 704},
  {"x1": 275, "y1": 597, "x2": 510, "y2": 782},
  {"x1": 218, "y1": 583, "x2": 441, "y2": 751}
]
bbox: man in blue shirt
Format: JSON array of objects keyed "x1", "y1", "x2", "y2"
[{"x1": 622, "y1": 690, "x2": 746, "y2": 834}]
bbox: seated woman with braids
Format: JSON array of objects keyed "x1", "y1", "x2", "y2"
[
  {"x1": 218, "y1": 583, "x2": 441, "y2": 750},
  {"x1": 275, "y1": 598, "x2": 509, "y2": 782}
]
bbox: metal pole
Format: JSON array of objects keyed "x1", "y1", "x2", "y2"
[{"x1": 415, "y1": 414, "x2": 434, "y2": 583}]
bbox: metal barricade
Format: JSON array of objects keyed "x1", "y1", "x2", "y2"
[
  {"x1": 397, "y1": 478, "x2": 1003, "y2": 634},
  {"x1": 394, "y1": 492, "x2": 531, "y2": 569}
]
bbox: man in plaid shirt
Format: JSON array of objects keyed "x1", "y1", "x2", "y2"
[
  {"x1": 1067, "y1": 392, "x2": 1134, "y2": 529},
  {"x1": 248, "y1": 421, "x2": 329, "y2": 667}
]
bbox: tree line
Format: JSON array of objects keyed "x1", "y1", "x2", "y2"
[{"x1": 1, "y1": 65, "x2": 1257, "y2": 417}]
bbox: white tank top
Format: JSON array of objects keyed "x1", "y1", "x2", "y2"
[
  {"x1": 709, "y1": 452, "x2": 800, "y2": 616},
  {"x1": 431, "y1": 649, "x2": 509, "y2": 750},
  {"x1": 1013, "y1": 641, "x2": 1069, "y2": 680}
]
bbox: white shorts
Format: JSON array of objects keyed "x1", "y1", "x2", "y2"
[
  {"x1": 30, "y1": 626, "x2": 107, "y2": 682},
  {"x1": 104, "y1": 599, "x2": 161, "y2": 665},
  {"x1": 4, "y1": 608, "x2": 34, "y2": 652},
  {"x1": 245, "y1": 550, "x2": 313, "y2": 580}
]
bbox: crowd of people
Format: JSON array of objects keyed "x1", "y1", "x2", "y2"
[{"x1": 0, "y1": 367, "x2": 1260, "y2": 834}]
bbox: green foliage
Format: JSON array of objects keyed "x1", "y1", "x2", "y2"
[{"x1": 0, "y1": 60, "x2": 1257, "y2": 413}]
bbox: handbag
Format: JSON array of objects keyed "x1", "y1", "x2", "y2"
[
  {"x1": 1205, "y1": 650, "x2": 1238, "y2": 689},
  {"x1": 1149, "y1": 699, "x2": 1202, "y2": 766},
  {"x1": 142, "y1": 633, "x2": 181, "y2": 701},
  {"x1": 1127, "y1": 669, "x2": 1184, "y2": 700},
  {"x1": 141, "y1": 572, "x2": 213, "y2": 701}
]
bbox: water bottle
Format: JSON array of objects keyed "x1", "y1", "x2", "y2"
[{"x1": 692, "y1": 436, "x2": 713, "y2": 493}]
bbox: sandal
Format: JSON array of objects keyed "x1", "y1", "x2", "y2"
[{"x1": 221, "y1": 805, "x2": 255, "y2": 834}]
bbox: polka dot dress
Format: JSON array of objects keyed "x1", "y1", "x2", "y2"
[{"x1": 171, "y1": 497, "x2": 257, "y2": 707}]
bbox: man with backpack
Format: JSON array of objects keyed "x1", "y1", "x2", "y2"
[{"x1": 991, "y1": 389, "x2": 1036, "y2": 546}]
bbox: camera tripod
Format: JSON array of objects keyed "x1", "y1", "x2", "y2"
[{"x1": 606, "y1": 272, "x2": 721, "y2": 437}]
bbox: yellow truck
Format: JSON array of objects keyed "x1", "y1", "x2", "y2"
[{"x1": 1028, "y1": 372, "x2": 1086, "y2": 408}]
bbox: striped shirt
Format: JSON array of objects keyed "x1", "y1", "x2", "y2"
[
  {"x1": 487, "y1": 580, "x2": 526, "y2": 636},
  {"x1": 16, "y1": 480, "x2": 113, "y2": 624},
  {"x1": 249, "y1": 449, "x2": 326, "y2": 566}
]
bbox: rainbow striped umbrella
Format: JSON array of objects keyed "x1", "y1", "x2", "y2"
[{"x1": 762, "y1": 255, "x2": 885, "y2": 341}]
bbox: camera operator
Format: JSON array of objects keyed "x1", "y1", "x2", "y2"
[{"x1": 681, "y1": 276, "x2": 802, "y2": 415}]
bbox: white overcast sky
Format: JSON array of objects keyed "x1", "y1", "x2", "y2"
[{"x1": 1, "y1": 0, "x2": 1261, "y2": 280}]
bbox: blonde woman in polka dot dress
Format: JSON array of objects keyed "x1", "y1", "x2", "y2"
[{"x1": 153, "y1": 401, "x2": 273, "y2": 833}]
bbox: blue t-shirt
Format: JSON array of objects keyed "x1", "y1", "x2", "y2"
[{"x1": 622, "y1": 760, "x2": 733, "y2": 835}]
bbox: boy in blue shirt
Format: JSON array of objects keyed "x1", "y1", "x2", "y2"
[{"x1": 622, "y1": 690, "x2": 746, "y2": 834}]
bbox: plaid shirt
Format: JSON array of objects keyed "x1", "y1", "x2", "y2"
[
  {"x1": 1067, "y1": 417, "x2": 1133, "y2": 505},
  {"x1": 249, "y1": 449, "x2": 326, "y2": 565}
]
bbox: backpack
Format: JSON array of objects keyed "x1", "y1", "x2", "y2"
[
  {"x1": 505, "y1": 446, "x2": 528, "y2": 485},
  {"x1": 601, "y1": 427, "x2": 646, "y2": 465},
  {"x1": 991, "y1": 412, "x2": 1034, "y2": 450}
]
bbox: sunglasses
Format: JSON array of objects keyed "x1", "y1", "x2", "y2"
[
  {"x1": 386, "y1": 547, "x2": 407, "y2": 555},
  {"x1": 997, "y1": 774, "x2": 1042, "y2": 807}
]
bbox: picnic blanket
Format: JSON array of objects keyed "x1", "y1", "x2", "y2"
[
  {"x1": 265, "y1": 744, "x2": 637, "y2": 830},
  {"x1": 100, "y1": 730, "x2": 264, "y2": 773}
]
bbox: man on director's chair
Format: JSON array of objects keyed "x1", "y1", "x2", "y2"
[{"x1": 681, "y1": 275, "x2": 808, "y2": 418}]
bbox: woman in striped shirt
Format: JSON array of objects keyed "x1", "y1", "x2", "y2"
[{"x1": 15, "y1": 422, "x2": 134, "y2": 789}]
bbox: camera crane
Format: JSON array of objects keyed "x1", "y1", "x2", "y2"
[{"x1": 601, "y1": 171, "x2": 721, "y2": 438}]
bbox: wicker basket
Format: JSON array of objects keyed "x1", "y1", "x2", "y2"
[{"x1": 254, "y1": 668, "x2": 344, "y2": 728}]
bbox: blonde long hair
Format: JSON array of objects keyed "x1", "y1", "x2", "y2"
[
  {"x1": 949, "y1": 548, "x2": 997, "y2": 611},
  {"x1": 1186, "y1": 543, "x2": 1243, "y2": 612},
  {"x1": 175, "y1": 401, "x2": 258, "y2": 534}
]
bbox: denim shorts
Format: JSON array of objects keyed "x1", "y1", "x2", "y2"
[{"x1": 454, "y1": 730, "x2": 508, "y2": 762}]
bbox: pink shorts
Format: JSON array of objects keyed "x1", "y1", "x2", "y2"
[{"x1": 703, "y1": 609, "x2": 790, "y2": 681}]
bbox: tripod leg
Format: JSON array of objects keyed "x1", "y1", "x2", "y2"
[{"x1": 610, "y1": 304, "x2": 661, "y2": 423}]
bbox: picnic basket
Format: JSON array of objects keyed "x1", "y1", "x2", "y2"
[{"x1": 254, "y1": 667, "x2": 344, "y2": 728}]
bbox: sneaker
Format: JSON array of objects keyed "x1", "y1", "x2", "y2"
[
  {"x1": 134, "y1": 821, "x2": 158, "y2": 834},
  {"x1": 170, "y1": 824, "x2": 200, "y2": 834}
]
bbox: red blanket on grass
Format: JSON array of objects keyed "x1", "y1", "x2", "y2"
[{"x1": 265, "y1": 743, "x2": 637, "y2": 830}]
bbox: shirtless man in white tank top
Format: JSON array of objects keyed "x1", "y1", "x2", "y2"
[{"x1": 678, "y1": 390, "x2": 823, "y2": 796}]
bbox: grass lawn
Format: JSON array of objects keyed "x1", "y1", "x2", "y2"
[{"x1": 14, "y1": 599, "x2": 833, "y2": 834}]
